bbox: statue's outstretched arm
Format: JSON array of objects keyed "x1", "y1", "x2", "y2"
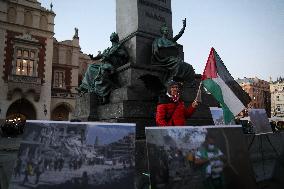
[{"x1": 173, "y1": 18, "x2": 186, "y2": 42}]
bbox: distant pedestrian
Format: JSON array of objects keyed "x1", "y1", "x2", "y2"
[
  {"x1": 81, "y1": 171, "x2": 89, "y2": 187},
  {"x1": 34, "y1": 162, "x2": 43, "y2": 184},
  {"x1": 14, "y1": 158, "x2": 22, "y2": 177},
  {"x1": 59, "y1": 158, "x2": 64, "y2": 171},
  {"x1": 22, "y1": 164, "x2": 30, "y2": 184}
]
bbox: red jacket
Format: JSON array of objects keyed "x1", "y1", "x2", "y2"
[{"x1": 156, "y1": 95, "x2": 196, "y2": 126}]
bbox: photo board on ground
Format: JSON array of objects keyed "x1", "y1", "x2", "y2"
[
  {"x1": 248, "y1": 109, "x2": 272, "y2": 135},
  {"x1": 210, "y1": 107, "x2": 225, "y2": 125},
  {"x1": 210, "y1": 107, "x2": 235, "y2": 125},
  {"x1": 145, "y1": 126, "x2": 257, "y2": 189},
  {"x1": 8, "y1": 121, "x2": 136, "y2": 189}
]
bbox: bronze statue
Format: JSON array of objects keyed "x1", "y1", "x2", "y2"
[
  {"x1": 152, "y1": 18, "x2": 195, "y2": 84},
  {"x1": 77, "y1": 32, "x2": 131, "y2": 104}
]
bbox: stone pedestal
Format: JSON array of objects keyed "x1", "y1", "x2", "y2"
[
  {"x1": 88, "y1": 93, "x2": 100, "y2": 121},
  {"x1": 72, "y1": 93, "x2": 90, "y2": 121},
  {"x1": 72, "y1": 92, "x2": 99, "y2": 121}
]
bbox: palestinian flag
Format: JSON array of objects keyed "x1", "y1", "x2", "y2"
[{"x1": 202, "y1": 48, "x2": 251, "y2": 124}]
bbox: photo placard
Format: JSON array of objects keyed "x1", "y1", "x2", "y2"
[
  {"x1": 145, "y1": 126, "x2": 257, "y2": 189},
  {"x1": 210, "y1": 107, "x2": 225, "y2": 125},
  {"x1": 8, "y1": 121, "x2": 136, "y2": 189},
  {"x1": 248, "y1": 109, "x2": 272, "y2": 135}
]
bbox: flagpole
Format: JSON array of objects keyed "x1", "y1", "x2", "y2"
[{"x1": 195, "y1": 81, "x2": 202, "y2": 102}]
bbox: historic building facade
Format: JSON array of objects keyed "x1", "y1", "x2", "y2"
[
  {"x1": 51, "y1": 34, "x2": 94, "y2": 121},
  {"x1": 0, "y1": 0, "x2": 55, "y2": 120},
  {"x1": 0, "y1": 0, "x2": 92, "y2": 121},
  {"x1": 50, "y1": 34, "x2": 80, "y2": 121},
  {"x1": 236, "y1": 77, "x2": 271, "y2": 117},
  {"x1": 270, "y1": 77, "x2": 284, "y2": 117}
]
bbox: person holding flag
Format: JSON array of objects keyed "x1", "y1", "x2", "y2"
[
  {"x1": 156, "y1": 80, "x2": 199, "y2": 126},
  {"x1": 201, "y1": 47, "x2": 251, "y2": 124}
]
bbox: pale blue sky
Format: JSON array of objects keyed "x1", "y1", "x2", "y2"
[{"x1": 39, "y1": 0, "x2": 284, "y2": 81}]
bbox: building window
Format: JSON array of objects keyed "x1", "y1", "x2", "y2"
[
  {"x1": 24, "y1": 11, "x2": 33, "y2": 27},
  {"x1": 40, "y1": 15, "x2": 48, "y2": 30},
  {"x1": 54, "y1": 70, "x2": 65, "y2": 88},
  {"x1": 66, "y1": 49, "x2": 72, "y2": 65},
  {"x1": 7, "y1": 7, "x2": 17, "y2": 23},
  {"x1": 15, "y1": 49, "x2": 36, "y2": 76},
  {"x1": 53, "y1": 46, "x2": 59, "y2": 63}
]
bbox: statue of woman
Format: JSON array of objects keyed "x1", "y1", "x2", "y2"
[
  {"x1": 77, "y1": 32, "x2": 129, "y2": 104},
  {"x1": 152, "y1": 18, "x2": 195, "y2": 84}
]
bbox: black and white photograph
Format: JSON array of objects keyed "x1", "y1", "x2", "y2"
[
  {"x1": 145, "y1": 126, "x2": 257, "y2": 189},
  {"x1": 8, "y1": 121, "x2": 136, "y2": 189},
  {"x1": 248, "y1": 109, "x2": 272, "y2": 135}
]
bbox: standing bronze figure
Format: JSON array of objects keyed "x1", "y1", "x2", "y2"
[{"x1": 152, "y1": 18, "x2": 195, "y2": 84}]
